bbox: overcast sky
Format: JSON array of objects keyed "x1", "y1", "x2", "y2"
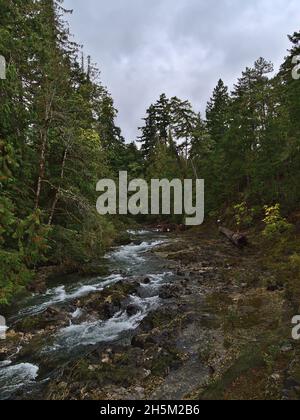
[{"x1": 64, "y1": 0, "x2": 299, "y2": 142}]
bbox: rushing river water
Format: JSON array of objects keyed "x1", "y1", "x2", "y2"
[{"x1": 0, "y1": 230, "x2": 175, "y2": 400}]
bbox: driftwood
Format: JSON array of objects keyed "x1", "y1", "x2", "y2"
[{"x1": 219, "y1": 227, "x2": 248, "y2": 247}]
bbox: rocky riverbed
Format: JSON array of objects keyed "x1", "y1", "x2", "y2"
[{"x1": 1, "y1": 227, "x2": 299, "y2": 400}]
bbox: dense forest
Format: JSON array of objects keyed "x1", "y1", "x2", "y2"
[{"x1": 0, "y1": 0, "x2": 299, "y2": 306}]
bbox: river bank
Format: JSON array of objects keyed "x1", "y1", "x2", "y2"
[{"x1": 0, "y1": 225, "x2": 299, "y2": 400}]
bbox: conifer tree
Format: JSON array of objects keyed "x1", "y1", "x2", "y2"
[{"x1": 206, "y1": 79, "x2": 230, "y2": 144}]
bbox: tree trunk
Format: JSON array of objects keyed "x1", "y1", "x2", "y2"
[
  {"x1": 219, "y1": 226, "x2": 248, "y2": 247},
  {"x1": 48, "y1": 147, "x2": 68, "y2": 225},
  {"x1": 35, "y1": 127, "x2": 48, "y2": 210},
  {"x1": 35, "y1": 87, "x2": 56, "y2": 210}
]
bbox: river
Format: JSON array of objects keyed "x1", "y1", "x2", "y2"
[{"x1": 0, "y1": 230, "x2": 176, "y2": 400}]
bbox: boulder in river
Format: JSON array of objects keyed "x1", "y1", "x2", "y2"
[
  {"x1": 104, "y1": 303, "x2": 121, "y2": 318},
  {"x1": 126, "y1": 305, "x2": 140, "y2": 317}
]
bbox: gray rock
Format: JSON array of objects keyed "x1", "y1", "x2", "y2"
[{"x1": 126, "y1": 305, "x2": 140, "y2": 317}]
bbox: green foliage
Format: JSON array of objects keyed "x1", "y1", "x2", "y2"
[
  {"x1": 139, "y1": 94, "x2": 198, "y2": 163},
  {"x1": 262, "y1": 204, "x2": 294, "y2": 239},
  {"x1": 15, "y1": 210, "x2": 51, "y2": 267},
  {"x1": 0, "y1": 1, "x2": 299, "y2": 307},
  {"x1": 145, "y1": 137, "x2": 185, "y2": 224},
  {"x1": 0, "y1": 0, "x2": 134, "y2": 305},
  {"x1": 289, "y1": 254, "x2": 300, "y2": 272},
  {"x1": 0, "y1": 197, "x2": 16, "y2": 246},
  {"x1": 233, "y1": 202, "x2": 256, "y2": 231},
  {"x1": 0, "y1": 250, "x2": 32, "y2": 306}
]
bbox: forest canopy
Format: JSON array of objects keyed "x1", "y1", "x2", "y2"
[{"x1": 0, "y1": 0, "x2": 299, "y2": 304}]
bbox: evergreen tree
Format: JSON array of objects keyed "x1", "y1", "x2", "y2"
[
  {"x1": 139, "y1": 104, "x2": 158, "y2": 160},
  {"x1": 206, "y1": 79, "x2": 230, "y2": 144},
  {"x1": 223, "y1": 58, "x2": 274, "y2": 198},
  {"x1": 275, "y1": 30, "x2": 300, "y2": 209},
  {"x1": 171, "y1": 97, "x2": 198, "y2": 161},
  {"x1": 96, "y1": 88, "x2": 126, "y2": 173},
  {"x1": 155, "y1": 93, "x2": 171, "y2": 143}
]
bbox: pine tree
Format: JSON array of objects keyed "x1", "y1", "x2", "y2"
[
  {"x1": 139, "y1": 104, "x2": 158, "y2": 160},
  {"x1": 155, "y1": 93, "x2": 171, "y2": 143},
  {"x1": 206, "y1": 79, "x2": 230, "y2": 144},
  {"x1": 277, "y1": 30, "x2": 300, "y2": 208},
  {"x1": 223, "y1": 58, "x2": 274, "y2": 197},
  {"x1": 95, "y1": 88, "x2": 126, "y2": 173},
  {"x1": 171, "y1": 97, "x2": 198, "y2": 161}
]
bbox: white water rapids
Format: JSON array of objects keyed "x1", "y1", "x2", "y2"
[{"x1": 0, "y1": 231, "x2": 174, "y2": 400}]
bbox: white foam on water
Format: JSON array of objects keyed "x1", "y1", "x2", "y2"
[
  {"x1": 0, "y1": 360, "x2": 12, "y2": 368},
  {"x1": 149, "y1": 272, "x2": 173, "y2": 283},
  {"x1": 0, "y1": 363, "x2": 39, "y2": 399},
  {"x1": 14, "y1": 274, "x2": 124, "y2": 320},
  {"x1": 109, "y1": 240, "x2": 165, "y2": 263},
  {"x1": 138, "y1": 272, "x2": 173, "y2": 297},
  {"x1": 71, "y1": 308, "x2": 83, "y2": 319},
  {"x1": 127, "y1": 229, "x2": 151, "y2": 236},
  {"x1": 49, "y1": 295, "x2": 160, "y2": 351},
  {"x1": 13, "y1": 238, "x2": 166, "y2": 322}
]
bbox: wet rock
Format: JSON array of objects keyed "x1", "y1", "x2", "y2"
[
  {"x1": 142, "y1": 277, "x2": 151, "y2": 285},
  {"x1": 114, "y1": 232, "x2": 131, "y2": 246},
  {"x1": 159, "y1": 285, "x2": 181, "y2": 300},
  {"x1": 126, "y1": 305, "x2": 140, "y2": 317},
  {"x1": 136, "y1": 287, "x2": 148, "y2": 299},
  {"x1": 138, "y1": 307, "x2": 179, "y2": 333},
  {"x1": 104, "y1": 303, "x2": 120, "y2": 319},
  {"x1": 14, "y1": 307, "x2": 69, "y2": 333},
  {"x1": 44, "y1": 306, "x2": 61, "y2": 317},
  {"x1": 79, "y1": 281, "x2": 140, "y2": 321}
]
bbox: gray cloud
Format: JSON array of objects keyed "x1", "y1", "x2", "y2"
[{"x1": 64, "y1": 0, "x2": 299, "y2": 141}]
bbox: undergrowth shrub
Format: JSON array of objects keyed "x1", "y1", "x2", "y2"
[{"x1": 263, "y1": 204, "x2": 294, "y2": 239}]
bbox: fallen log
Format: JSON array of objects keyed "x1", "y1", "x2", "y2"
[{"x1": 219, "y1": 227, "x2": 248, "y2": 247}]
